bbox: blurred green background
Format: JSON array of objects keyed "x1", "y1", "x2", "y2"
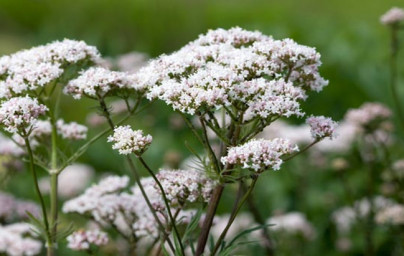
[{"x1": 1, "y1": 0, "x2": 404, "y2": 255}]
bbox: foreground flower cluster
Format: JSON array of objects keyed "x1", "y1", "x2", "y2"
[{"x1": 0, "y1": 27, "x2": 338, "y2": 256}]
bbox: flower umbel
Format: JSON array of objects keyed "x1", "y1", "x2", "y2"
[
  {"x1": 138, "y1": 27, "x2": 327, "y2": 118},
  {"x1": 108, "y1": 126, "x2": 152, "y2": 156},
  {"x1": 221, "y1": 138, "x2": 298, "y2": 171},
  {"x1": 306, "y1": 115, "x2": 338, "y2": 140},
  {"x1": 380, "y1": 7, "x2": 404, "y2": 25},
  {"x1": 67, "y1": 229, "x2": 108, "y2": 251},
  {"x1": 0, "y1": 96, "x2": 48, "y2": 134}
]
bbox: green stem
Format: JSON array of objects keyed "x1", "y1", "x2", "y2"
[
  {"x1": 199, "y1": 116, "x2": 221, "y2": 174},
  {"x1": 283, "y1": 139, "x2": 319, "y2": 162},
  {"x1": 126, "y1": 156, "x2": 176, "y2": 254},
  {"x1": 211, "y1": 176, "x2": 259, "y2": 256},
  {"x1": 138, "y1": 157, "x2": 185, "y2": 256},
  {"x1": 49, "y1": 117, "x2": 59, "y2": 255},
  {"x1": 98, "y1": 98, "x2": 177, "y2": 254},
  {"x1": 24, "y1": 137, "x2": 51, "y2": 250},
  {"x1": 244, "y1": 188, "x2": 275, "y2": 256}
]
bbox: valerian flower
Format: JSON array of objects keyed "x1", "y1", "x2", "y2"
[
  {"x1": 0, "y1": 96, "x2": 48, "y2": 134},
  {"x1": 67, "y1": 229, "x2": 108, "y2": 251},
  {"x1": 108, "y1": 126, "x2": 152, "y2": 156},
  {"x1": 380, "y1": 7, "x2": 404, "y2": 25},
  {"x1": 306, "y1": 115, "x2": 338, "y2": 140},
  {"x1": 221, "y1": 138, "x2": 298, "y2": 171},
  {"x1": 137, "y1": 27, "x2": 327, "y2": 120}
]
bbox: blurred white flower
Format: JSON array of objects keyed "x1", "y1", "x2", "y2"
[
  {"x1": 67, "y1": 229, "x2": 108, "y2": 251},
  {"x1": 39, "y1": 163, "x2": 94, "y2": 198},
  {"x1": 267, "y1": 212, "x2": 316, "y2": 240},
  {"x1": 381, "y1": 7, "x2": 404, "y2": 25}
]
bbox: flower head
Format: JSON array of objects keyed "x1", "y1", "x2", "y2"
[
  {"x1": 155, "y1": 169, "x2": 216, "y2": 206},
  {"x1": 0, "y1": 96, "x2": 48, "y2": 134},
  {"x1": 345, "y1": 102, "x2": 391, "y2": 132},
  {"x1": 67, "y1": 229, "x2": 108, "y2": 251},
  {"x1": 221, "y1": 138, "x2": 298, "y2": 171},
  {"x1": 306, "y1": 115, "x2": 338, "y2": 140},
  {"x1": 0, "y1": 223, "x2": 42, "y2": 256},
  {"x1": 0, "y1": 39, "x2": 100, "y2": 99},
  {"x1": 108, "y1": 125, "x2": 152, "y2": 155},
  {"x1": 64, "y1": 67, "x2": 145, "y2": 99},
  {"x1": 137, "y1": 27, "x2": 327, "y2": 118},
  {"x1": 381, "y1": 7, "x2": 404, "y2": 25}
]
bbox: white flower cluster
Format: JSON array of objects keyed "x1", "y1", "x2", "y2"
[
  {"x1": 332, "y1": 196, "x2": 395, "y2": 235},
  {"x1": 0, "y1": 96, "x2": 48, "y2": 134},
  {"x1": 380, "y1": 7, "x2": 404, "y2": 25},
  {"x1": 345, "y1": 102, "x2": 391, "y2": 129},
  {"x1": 0, "y1": 39, "x2": 100, "y2": 99},
  {"x1": 267, "y1": 212, "x2": 316, "y2": 240},
  {"x1": 221, "y1": 138, "x2": 298, "y2": 171},
  {"x1": 0, "y1": 223, "x2": 42, "y2": 256},
  {"x1": 306, "y1": 115, "x2": 338, "y2": 140},
  {"x1": 155, "y1": 169, "x2": 216, "y2": 206},
  {"x1": 64, "y1": 171, "x2": 215, "y2": 240},
  {"x1": 376, "y1": 204, "x2": 404, "y2": 225},
  {"x1": 0, "y1": 192, "x2": 40, "y2": 222},
  {"x1": 108, "y1": 126, "x2": 152, "y2": 155},
  {"x1": 63, "y1": 175, "x2": 130, "y2": 225},
  {"x1": 39, "y1": 163, "x2": 94, "y2": 198},
  {"x1": 67, "y1": 229, "x2": 108, "y2": 251},
  {"x1": 64, "y1": 67, "x2": 145, "y2": 99},
  {"x1": 30, "y1": 120, "x2": 52, "y2": 138},
  {"x1": 16, "y1": 118, "x2": 87, "y2": 141},
  {"x1": 56, "y1": 119, "x2": 88, "y2": 140},
  {"x1": 138, "y1": 27, "x2": 327, "y2": 117}
]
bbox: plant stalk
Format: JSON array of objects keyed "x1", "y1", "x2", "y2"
[{"x1": 211, "y1": 176, "x2": 258, "y2": 256}]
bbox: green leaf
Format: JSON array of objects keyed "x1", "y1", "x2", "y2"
[
  {"x1": 226, "y1": 224, "x2": 273, "y2": 249},
  {"x1": 181, "y1": 208, "x2": 203, "y2": 244},
  {"x1": 25, "y1": 211, "x2": 47, "y2": 240}
]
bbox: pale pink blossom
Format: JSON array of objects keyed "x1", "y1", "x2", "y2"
[
  {"x1": 108, "y1": 126, "x2": 152, "y2": 155},
  {"x1": 222, "y1": 138, "x2": 298, "y2": 171},
  {"x1": 381, "y1": 7, "x2": 404, "y2": 25},
  {"x1": 0, "y1": 96, "x2": 48, "y2": 134},
  {"x1": 306, "y1": 115, "x2": 338, "y2": 140},
  {"x1": 67, "y1": 229, "x2": 108, "y2": 251}
]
